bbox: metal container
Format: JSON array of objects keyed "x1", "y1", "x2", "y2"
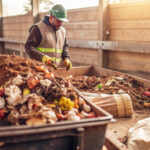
[{"x1": 0, "y1": 66, "x2": 113, "y2": 150}]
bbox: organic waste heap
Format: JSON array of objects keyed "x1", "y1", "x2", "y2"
[
  {"x1": 0, "y1": 54, "x2": 149, "y2": 126},
  {"x1": 0, "y1": 55, "x2": 96, "y2": 126},
  {"x1": 69, "y1": 73, "x2": 150, "y2": 110}
]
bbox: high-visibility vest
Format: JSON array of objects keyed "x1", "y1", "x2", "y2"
[{"x1": 36, "y1": 21, "x2": 66, "y2": 65}]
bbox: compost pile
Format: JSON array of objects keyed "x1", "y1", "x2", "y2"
[
  {"x1": 69, "y1": 75, "x2": 150, "y2": 110},
  {"x1": 0, "y1": 55, "x2": 96, "y2": 126}
]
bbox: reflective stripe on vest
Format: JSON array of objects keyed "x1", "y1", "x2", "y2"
[
  {"x1": 36, "y1": 47, "x2": 62, "y2": 63},
  {"x1": 36, "y1": 47, "x2": 63, "y2": 53}
]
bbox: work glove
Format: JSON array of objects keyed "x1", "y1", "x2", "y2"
[
  {"x1": 42, "y1": 55, "x2": 57, "y2": 70},
  {"x1": 64, "y1": 58, "x2": 72, "y2": 71}
]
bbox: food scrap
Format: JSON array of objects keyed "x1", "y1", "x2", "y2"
[{"x1": 0, "y1": 66, "x2": 96, "y2": 126}]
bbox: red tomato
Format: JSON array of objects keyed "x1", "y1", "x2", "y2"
[
  {"x1": 57, "y1": 113, "x2": 65, "y2": 120},
  {"x1": 0, "y1": 87, "x2": 4, "y2": 97},
  {"x1": 139, "y1": 87, "x2": 143, "y2": 92},
  {"x1": 0, "y1": 109, "x2": 5, "y2": 119},
  {"x1": 32, "y1": 104, "x2": 37, "y2": 109},
  {"x1": 88, "y1": 112, "x2": 97, "y2": 118},
  {"x1": 144, "y1": 91, "x2": 150, "y2": 96}
]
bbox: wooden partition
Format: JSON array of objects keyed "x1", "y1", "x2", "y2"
[
  {"x1": 108, "y1": 1, "x2": 150, "y2": 74},
  {"x1": 3, "y1": 15, "x2": 33, "y2": 40},
  {"x1": 109, "y1": 1, "x2": 150, "y2": 41},
  {"x1": 2, "y1": 15, "x2": 33, "y2": 51},
  {"x1": 66, "y1": 7, "x2": 99, "y2": 40},
  {"x1": 66, "y1": 7, "x2": 100, "y2": 65}
]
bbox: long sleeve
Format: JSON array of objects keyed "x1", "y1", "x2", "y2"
[
  {"x1": 61, "y1": 38, "x2": 70, "y2": 60},
  {"x1": 25, "y1": 25, "x2": 44, "y2": 61}
]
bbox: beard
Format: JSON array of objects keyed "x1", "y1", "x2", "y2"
[
  {"x1": 51, "y1": 24, "x2": 60, "y2": 31},
  {"x1": 49, "y1": 18, "x2": 61, "y2": 31},
  {"x1": 54, "y1": 25, "x2": 61, "y2": 30}
]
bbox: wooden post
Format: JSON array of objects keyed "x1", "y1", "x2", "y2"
[
  {"x1": 98, "y1": 0, "x2": 109, "y2": 68},
  {"x1": 32, "y1": 0, "x2": 39, "y2": 23},
  {"x1": 0, "y1": 0, "x2": 4, "y2": 54}
]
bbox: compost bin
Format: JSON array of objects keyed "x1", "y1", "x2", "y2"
[
  {"x1": 1, "y1": 55, "x2": 150, "y2": 150},
  {"x1": 0, "y1": 55, "x2": 113, "y2": 150},
  {"x1": 0, "y1": 96, "x2": 112, "y2": 150}
]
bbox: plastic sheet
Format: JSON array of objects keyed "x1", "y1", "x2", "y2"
[{"x1": 127, "y1": 117, "x2": 150, "y2": 150}]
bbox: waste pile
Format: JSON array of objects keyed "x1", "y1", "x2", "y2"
[
  {"x1": 69, "y1": 75, "x2": 150, "y2": 110},
  {"x1": 0, "y1": 55, "x2": 97, "y2": 126},
  {"x1": 0, "y1": 54, "x2": 149, "y2": 126}
]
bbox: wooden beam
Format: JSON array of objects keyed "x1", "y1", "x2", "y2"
[
  {"x1": 98, "y1": 0, "x2": 109, "y2": 68},
  {"x1": 32, "y1": 0, "x2": 39, "y2": 23},
  {"x1": 68, "y1": 39, "x2": 150, "y2": 53},
  {"x1": 0, "y1": 38, "x2": 25, "y2": 44},
  {"x1": 1, "y1": 37, "x2": 150, "y2": 54},
  {"x1": 101, "y1": 41, "x2": 150, "y2": 53},
  {"x1": 98, "y1": 0, "x2": 109, "y2": 40},
  {"x1": 68, "y1": 39, "x2": 100, "y2": 49},
  {"x1": 0, "y1": 0, "x2": 2, "y2": 37},
  {"x1": 0, "y1": 0, "x2": 2, "y2": 18},
  {"x1": 0, "y1": 0, "x2": 4, "y2": 54}
]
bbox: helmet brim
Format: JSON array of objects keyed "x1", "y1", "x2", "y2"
[
  {"x1": 49, "y1": 10, "x2": 69, "y2": 23},
  {"x1": 57, "y1": 18, "x2": 69, "y2": 23}
]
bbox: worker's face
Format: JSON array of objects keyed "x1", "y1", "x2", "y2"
[{"x1": 49, "y1": 15, "x2": 63, "y2": 30}]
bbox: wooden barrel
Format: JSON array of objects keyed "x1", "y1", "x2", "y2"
[{"x1": 91, "y1": 94, "x2": 133, "y2": 118}]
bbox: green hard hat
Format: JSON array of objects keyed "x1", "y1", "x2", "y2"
[{"x1": 49, "y1": 4, "x2": 69, "y2": 22}]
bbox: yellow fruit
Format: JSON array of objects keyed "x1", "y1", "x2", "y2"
[
  {"x1": 59, "y1": 96, "x2": 75, "y2": 111},
  {"x1": 54, "y1": 100, "x2": 58, "y2": 104},
  {"x1": 23, "y1": 88, "x2": 31, "y2": 95}
]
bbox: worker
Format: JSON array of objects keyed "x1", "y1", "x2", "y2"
[{"x1": 25, "y1": 4, "x2": 72, "y2": 70}]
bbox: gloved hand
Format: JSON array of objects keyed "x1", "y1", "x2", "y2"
[
  {"x1": 42, "y1": 55, "x2": 57, "y2": 70},
  {"x1": 42, "y1": 55, "x2": 53, "y2": 65},
  {"x1": 64, "y1": 58, "x2": 72, "y2": 71}
]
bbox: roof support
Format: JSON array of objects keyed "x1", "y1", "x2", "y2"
[
  {"x1": 0, "y1": 0, "x2": 4, "y2": 54},
  {"x1": 32, "y1": 0, "x2": 39, "y2": 23},
  {"x1": 98, "y1": 0, "x2": 109, "y2": 68}
]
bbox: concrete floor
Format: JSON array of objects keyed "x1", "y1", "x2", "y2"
[{"x1": 105, "y1": 110, "x2": 150, "y2": 149}]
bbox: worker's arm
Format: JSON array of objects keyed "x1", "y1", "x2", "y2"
[
  {"x1": 62, "y1": 39, "x2": 72, "y2": 70},
  {"x1": 25, "y1": 25, "x2": 44, "y2": 61},
  {"x1": 61, "y1": 38, "x2": 70, "y2": 60}
]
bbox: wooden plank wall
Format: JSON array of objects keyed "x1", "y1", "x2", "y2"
[
  {"x1": 109, "y1": 1, "x2": 150, "y2": 41},
  {"x1": 108, "y1": 1, "x2": 150, "y2": 73},
  {"x1": 67, "y1": 7, "x2": 99, "y2": 65},
  {"x1": 40, "y1": 7, "x2": 100, "y2": 66},
  {"x1": 3, "y1": 15, "x2": 33, "y2": 51}
]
